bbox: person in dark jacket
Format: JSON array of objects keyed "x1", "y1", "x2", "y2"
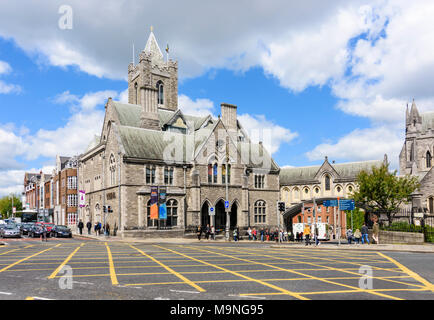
[
  {"x1": 205, "y1": 224, "x2": 210, "y2": 240},
  {"x1": 361, "y1": 223, "x2": 370, "y2": 244},
  {"x1": 196, "y1": 226, "x2": 202, "y2": 241},
  {"x1": 86, "y1": 221, "x2": 92, "y2": 235},
  {"x1": 77, "y1": 220, "x2": 84, "y2": 235},
  {"x1": 105, "y1": 223, "x2": 110, "y2": 237}
]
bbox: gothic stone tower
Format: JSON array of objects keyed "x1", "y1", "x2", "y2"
[
  {"x1": 127, "y1": 30, "x2": 179, "y2": 130},
  {"x1": 399, "y1": 100, "x2": 434, "y2": 175}
]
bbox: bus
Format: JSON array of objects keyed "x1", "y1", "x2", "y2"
[{"x1": 17, "y1": 209, "x2": 38, "y2": 223}]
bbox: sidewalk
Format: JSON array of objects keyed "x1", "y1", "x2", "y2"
[
  {"x1": 73, "y1": 232, "x2": 228, "y2": 244},
  {"x1": 270, "y1": 242, "x2": 434, "y2": 253}
]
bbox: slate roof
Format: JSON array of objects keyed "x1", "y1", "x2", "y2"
[
  {"x1": 421, "y1": 112, "x2": 434, "y2": 132},
  {"x1": 280, "y1": 160, "x2": 382, "y2": 185}
]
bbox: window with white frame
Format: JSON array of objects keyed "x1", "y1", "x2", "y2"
[
  {"x1": 254, "y1": 200, "x2": 266, "y2": 224},
  {"x1": 67, "y1": 176, "x2": 77, "y2": 189},
  {"x1": 67, "y1": 213, "x2": 78, "y2": 226},
  {"x1": 164, "y1": 167, "x2": 174, "y2": 185},
  {"x1": 146, "y1": 165, "x2": 156, "y2": 184}
]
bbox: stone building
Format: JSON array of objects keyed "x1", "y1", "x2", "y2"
[
  {"x1": 78, "y1": 30, "x2": 280, "y2": 237},
  {"x1": 279, "y1": 156, "x2": 384, "y2": 236},
  {"x1": 399, "y1": 100, "x2": 434, "y2": 212}
]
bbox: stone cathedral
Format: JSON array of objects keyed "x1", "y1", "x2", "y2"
[
  {"x1": 78, "y1": 30, "x2": 280, "y2": 237},
  {"x1": 399, "y1": 100, "x2": 434, "y2": 213}
]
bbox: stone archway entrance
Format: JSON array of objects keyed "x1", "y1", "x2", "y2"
[
  {"x1": 215, "y1": 200, "x2": 226, "y2": 231},
  {"x1": 201, "y1": 202, "x2": 210, "y2": 228},
  {"x1": 230, "y1": 202, "x2": 238, "y2": 229}
]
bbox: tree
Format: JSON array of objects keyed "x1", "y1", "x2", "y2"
[
  {"x1": 352, "y1": 163, "x2": 420, "y2": 224},
  {"x1": 0, "y1": 194, "x2": 23, "y2": 219},
  {"x1": 346, "y1": 208, "x2": 365, "y2": 231}
]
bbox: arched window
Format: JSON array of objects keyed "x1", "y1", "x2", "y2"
[
  {"x1": 208, "y1": 164, "x2": 212, "y2": 183},
  {"x1": 157, "y1": 81, "x2": 164, "y2": 105},
  {"x1": 428, "y1": 197, "x2": 434, "y2": 213},
  {"x1": 213, "y1": 163, "x2": 218, "y2": 183},
  {"x1": 109, "y1": 155, "x2": 116, "y2": 186},
  {"x1": 325, "y1": 174, "x2": 331, "y2": 191},
  {"x1": 166, "y1": 199, "x2": 178, "y2": 227},
  {"x1": 134, "y1": 82, "x2": 138, "y2": 104},
  {"x1": 222, "y1": 164, "x2": 226, "y2": 184},
  {"x1": 427, "y1": 151, "x2": 432, "y2": 168},
  {"x1": 293, "y1": 187, "x2": 300, "y2": 200},
  {"x1": 227, "y1": 164, "x2": 231, "y2": 184},
  {"x1": 254, "y1": 200, "x2": 266, "y2": 224}
]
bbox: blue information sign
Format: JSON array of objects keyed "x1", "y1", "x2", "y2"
[
  {"x1": 339, "y1": 199, "x2": 355, "y2": 211},
  {"x1": 225, "y1": 201, "x2": 229, "y2": 209},
  {"x1": 323, "y1": 200, "x2": 338, "y2": 207}
]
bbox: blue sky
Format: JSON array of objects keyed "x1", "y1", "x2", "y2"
[{"x1": 0, "y1": 0, "x2": 433, "y2": 196}]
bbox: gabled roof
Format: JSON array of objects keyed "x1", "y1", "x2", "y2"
[{"x1": 280, "y1": 160, "x2": 383, "y2": 185}]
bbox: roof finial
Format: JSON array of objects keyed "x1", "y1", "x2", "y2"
[{"x1": 150, "y1": 25, "x2": 154, "y2": 32}]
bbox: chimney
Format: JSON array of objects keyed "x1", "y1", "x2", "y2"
[{"x1": 221, "y1": 103, "x2": 237, "y2": 130}]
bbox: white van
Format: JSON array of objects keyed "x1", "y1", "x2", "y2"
[{"x1": 292, "y1": 223, "x2": 330, "y2": 240}]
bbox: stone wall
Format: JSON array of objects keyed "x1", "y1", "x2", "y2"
[{"x1": 369, "y1": 230, "x2": 424, "y2": 244}]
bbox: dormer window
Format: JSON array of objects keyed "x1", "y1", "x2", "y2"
[{"x1": 157, "y1": 81, "x2": 164, "y2": 105}]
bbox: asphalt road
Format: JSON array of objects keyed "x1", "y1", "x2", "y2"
[{"x1": 0, "y1": 238, "x2": 433, "y2": 300}]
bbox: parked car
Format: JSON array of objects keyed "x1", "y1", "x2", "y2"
[
  {"x1": 20, "y1": 222, "x2": 35, "y2": 235},
  {"x1": 28, "y1": 225, "x2": 50, "y2": 238},
  {"x1": 35, "y1": 222, "x2": 54, "y2": 233},
  {"x1": 50, "y1": 225, "x2": 72, "y2": 238},
  {"x1": 0, "y1": 224, "x2": 21, "y2": 238}
]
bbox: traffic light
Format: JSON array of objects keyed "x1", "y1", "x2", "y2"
[
  {"x1": 103, "y1": 206, "x2": 107, "y2": 213},
  {"x1": 278, "y1": 201, "x2": 285, "y2": 212},
  {"x1": 107, "y1": 206, "x2": 112, "y2": 213}
]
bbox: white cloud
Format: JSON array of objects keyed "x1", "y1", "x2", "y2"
[
  {"x1": 0, "y1": 166, "x2": 55, "y2": 197},
  {"x1": 305, "y1": 126, "x2": 403, "y2": 169},
  {"x1": 0, "y1": 60, "x2": 11, "y2": 74},
  {"x1": 179, "y1": 94, "x2": 215, "y2": 117},
  {"x1": 238, "y1": 114, "x2": 298, "y2": 155}
]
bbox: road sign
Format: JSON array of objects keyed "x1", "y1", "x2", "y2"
[
  {"x1": 225, "y1": 201, "x2": 229, "y2": 209},
  {"x1": 323, "y1": 200, "x2": 338, "y2": 207},
  {"x1": 209, "y1": 207, "x2": 215, "y2": 216},
  {"x1": 339, "y1": 199, "x2": 355, "y2": 211}
]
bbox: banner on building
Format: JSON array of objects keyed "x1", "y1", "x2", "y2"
[
  {"x1": 159, "y1": 187, "x2": 167, "y2": 219},
  {"x1": 150, "y1": 186, "x2": 159, "y2": 219},
  {"x1": 79, "y1": 190, "x2": 86, "y2": 208}
]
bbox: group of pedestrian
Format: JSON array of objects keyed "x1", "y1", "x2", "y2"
[
  {"x1": 345, "y1": 222, "x2": 379, "y2": 245},
  {"x1": 77, "y1": 220, "x2": 111, "y2": 237},
  {"x1": 196, "y1": 224, "x2": 216, "y2": 241}
]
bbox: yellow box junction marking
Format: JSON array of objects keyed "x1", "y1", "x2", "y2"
[
  {"x1": 187, "y1": 245, "x2": 403, "y2": 300},
  {"x1": 0, "y1": 244, "x2": 60, "y2": 273},
  {"x1": 105, "y1": 242, "x2": 119, "y2": 285},
  {"x1": 377, "y1": 252, "x2": 434, "y2": 292},
  {"x1": 154, "y1": 244, "x2": 308, "y2": 300},
  {"x1": 48, "y1": 243, "x2": 84, "y2": 279},
  {"x1": 128, "y1": 244, "x2": 205, "y2": 293}
]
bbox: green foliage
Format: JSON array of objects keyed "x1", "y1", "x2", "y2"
[
  {"x1": 346, "y1": 208, "x2": 365, "y2": 231},
  {"x1": 0, "y1": 194, "x2": 23, "y2": 219},
  {"x1": 352, "y1": 162, "x2": 420, "y2": 223},
  {"x1": 380, "y1": 221, "x2": 434, "y2": 243}
]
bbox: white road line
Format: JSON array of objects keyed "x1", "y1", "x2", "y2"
[
  {"x1": 169, "y1": 289, "x2": 200, "y2": 294},
  {"x1": 228, "y1": 294, "x2": 266, "y2": 300},
  {"x1": 31, "y1": 296, "x2": 54, "y2": 300},
  {"x1": 0, "y1": 292, "x2": 12, "y2": 295}
]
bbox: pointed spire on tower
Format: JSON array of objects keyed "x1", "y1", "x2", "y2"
[
  {"x1": 409, "y1": 98, "x2": 422, "y2": 126},
  {"x1": 144, "y1": 26, "x2": 164, "y2": 65}
]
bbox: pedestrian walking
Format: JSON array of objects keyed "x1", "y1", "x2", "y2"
[
  {"x1": 77, "y1": 220, "x2": 84, "y2": 235},
  {"x1": 304, "y1": 224, "x2": 311, "y2": 246},
  {"x1": 211, "y1": 225, "x2": 215, "y2": 240},
  {"x1": 315, "y1": 226, "x2": 320, "y2": 246},
  {"x1": 86, "y1": 221, "x2": 92, "y2": 235},
  {"x1": 260, "y1": 228, "x2": 265, "y2": 242},
  {"x1": 105, "y1": 223, "x2": 110, "y2": 237},
  {"x1": 94, "y1": 222, "x2": 98, "y2": 235},
  {"x1": 97, "y1": 222, "x2": 102, "y2": 236},
  {"x1": 346, "y1": 228, "x2": 353, "y2": 244},
  {"x1": 196, "y1": 226, "x2": 202, "y2": 241},
  {"x1": 361, "y1": 223, "x2": 370, "y2": 244},
  {"x1": 205, "y1": 224, "x2": 210, "y2": 240},
  {"x1": 296, "y1": 232, "x2": 300, "y2": 242},
  {"x1": 233, "y1": 228, "x2": 238, "y2": 242},
  {"x1": 354, "y1": 228, "x2": 361, "y2": 244},
  {"x1": 372, "y1": 221, "x2": 380, "y2": 244},
  {"x1": 252, "y1": 228, "x2": 257, "y2": 241},
  {"x1": 266, "y1": 229, "x2": 270, "y2": 241},
  {"x1": 40, "y1": 224, "x2": 48, "y2": 242},
  {"x1": 247, "y1": 227, "x2": 252, "y2": 240}
]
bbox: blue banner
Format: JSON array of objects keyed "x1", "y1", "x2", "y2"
[{"x1": 158, "y1": 187, "x2": 167, "y2": 219}]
